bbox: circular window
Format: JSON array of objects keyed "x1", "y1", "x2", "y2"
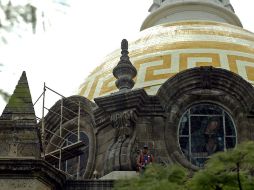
[{"x1": 178, "y1": 103, "x2": 237, "y2": 167}]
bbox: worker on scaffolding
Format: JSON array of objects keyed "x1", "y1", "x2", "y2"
[{"x1": 136, "y1": 144, "x2": 154, "y2": 173}]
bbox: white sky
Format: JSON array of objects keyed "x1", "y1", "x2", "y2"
[{"x1": 0, "y1": 0, "x2": 254, "y2": 117}]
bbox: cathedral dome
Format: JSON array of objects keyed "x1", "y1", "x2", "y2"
[{"x1": 78, "y1": 20, "x2": 254, "y2": 100}]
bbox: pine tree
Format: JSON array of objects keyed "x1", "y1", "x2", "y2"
[{"x1": 188, "y1": 142, "x2": 254, "y2": 190}]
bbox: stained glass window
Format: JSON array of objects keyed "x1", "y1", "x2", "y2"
[{"x1": 178, "y1": 103, "x2": 237, "y2": 167}]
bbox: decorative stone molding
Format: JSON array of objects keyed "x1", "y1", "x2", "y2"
[
  {"x1": 200, "y1": 66, "x2": 212, "y2": 89},
  {"x1": 104, "y1": 110, "x2": 138, "y2": 173},
  {"x1": 111, "y1": 110, "x2": 137, "y2": 141},
  {"x1": 248, "y1": 104, "x2": 254, "y2": 118}
]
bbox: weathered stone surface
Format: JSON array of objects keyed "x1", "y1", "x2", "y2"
[
  {"x1": 0, "y1": 179, "x2": 51, "y2": 190},
  {"x1": 100, "y1": 171, "x2": 138, "y2": 180},
  {"x1": 65, "y1": 180, "x2": 114, "y2": 190}
]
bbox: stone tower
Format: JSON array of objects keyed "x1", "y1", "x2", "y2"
[{"x1": 0, "y1": 71, "x2": 41, "y2": 158}]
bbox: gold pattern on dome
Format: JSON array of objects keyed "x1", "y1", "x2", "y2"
[
  {"x1": 162, "y1": 21, "x2": 253, "y2": 33},
  {"x1": 179, "y1": 53, "x2": 221, "y2": 71},
  {"x1": 78, "y1": 22, "x2": 254, "y2": 100},
  {"x1": 79, "y1": 48, "x2": 254, "y2": 100}
]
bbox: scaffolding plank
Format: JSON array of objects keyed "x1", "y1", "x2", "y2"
[{"x1": 45, "y1": 141, "x2": 86, "y2": 163}]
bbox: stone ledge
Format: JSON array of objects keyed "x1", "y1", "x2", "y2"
[
  {"x1": 65, "y1": 180, "x2": 114, "y2": 190},
  {"x1": 0, "y1": 158, "x2": 66, "y2": 189},
  {"x1": 100, "y1": 171, "x2": 138, "y2": 180}
]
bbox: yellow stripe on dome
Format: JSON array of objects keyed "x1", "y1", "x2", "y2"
[
  {"x1": 173, "y1": 29, "x2": 254, "y2": 42},
  {"x1": 129, "y1": 41, "x2": 254, "y2": 59},
  {"x1": 129, "y1": 30, "x2": 254, "y2": 50},
  {"x1": 161, "y1": 21, "x2": 254, "y2": 34}
]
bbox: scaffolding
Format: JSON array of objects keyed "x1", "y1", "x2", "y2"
[{"x1": 34, "y1": 83, "x2": 85, "y2": 180}]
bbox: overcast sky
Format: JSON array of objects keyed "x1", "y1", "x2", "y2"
[{"x1": 0, "y1": 0, "x2": 253, "y2": 116}]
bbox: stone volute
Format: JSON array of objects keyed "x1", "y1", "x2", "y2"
[{"x1": 113, "y1": 39, "x2": 137, "y2": 91}]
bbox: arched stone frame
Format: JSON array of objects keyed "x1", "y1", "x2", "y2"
[
  {"x1": 43, "y1": 96, "x2": 96, "y2": 179},
  {"x1": 156, "y1": 67, "x2": 254, "y2": 170}
]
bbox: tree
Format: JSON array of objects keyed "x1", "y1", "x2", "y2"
[
  {"x1": 113, "y1": 164, "x2": 188, "y2": 190},
  {"x1": 0, "y1": 64, "x2": 9, "y2": 102},
  {"x1": 0, "y1": 0, "x2": 37, "y2": 44},
  {"x1": 188, "y1": 141, "x2": 254, "y2": 190},
  {"x1": 113, "y1": 142, "x2": 254, "y2": 190}
]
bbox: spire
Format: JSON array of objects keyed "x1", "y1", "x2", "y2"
[
  {"x1": 113, "y1": 39, "x2": 137, "y2": 91},
  {"x1": 0, "y1": 71, "x2": 41, "y2": 158},
  {"x1": 0, "y1": 71, "x2": 35, "y2": 121}
]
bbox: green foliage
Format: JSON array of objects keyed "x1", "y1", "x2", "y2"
[
  {"x1": 114, "y1": 142, "x2": 254, "y2": 190},
  {"x1": 188, "y1": 141, "x2": 254, "y2": 190},
  {"x1": 113, "y1": 164, "x2": 188, "y2": 190},
  {"x1": 0, "y1": 0, "x2": 37, "y2": 44},
  {"x1": 0, "y1": 89, "x2": 9, "y2": 102}
]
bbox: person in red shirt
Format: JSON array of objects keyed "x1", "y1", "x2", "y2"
[{"x1": 136, "y1": 144, "x2": 154, "y2": 173}]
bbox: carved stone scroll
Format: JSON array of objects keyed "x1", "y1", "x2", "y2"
[
  {"x1": 104, "y1": 110, "x2": 138, "y2": 173},
  {"x1": 111, "y1": 110, "x2": 137, "y2": 142}
]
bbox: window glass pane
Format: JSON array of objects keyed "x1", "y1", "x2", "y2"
[
  {"x1": 61, "y1": 160, "x2": 66, "y2": 171},
  {"x1": 80, "y1": 132, "x2": 89, "y2": 145},
  {"x1": 225, "y1": 113, "x2": 236, "y2": 136},
  {"x1": 61, "y1": 131, "x2": 89, "y2": 178},
  {"x1": 67, "y1": 156, "x2": 78, "y2": 176},
  {"x1": 190, "y1": 104, "x2": 222, "y2": 115},
  {"x1": 179, "y1": 113, "x2": 189, "y2": 136},
  {"x1": 190, "y1": 116, "x2": 224, "y2": 155},
  {"x1": 178, "y1": 103, "x2": 236, "y2": 167},
  {"x1": 179, "y1": 137, "x2": 189, "y2": 159},
  {"x1": 80, "y1": 152, "x2": 89, "y2": 174},
  {"x1": 226, "y1": 137, "x2": 236, "y2": 149},
  {"x1": 67, "y1": 133, "x2": 77, "y2": 144}
]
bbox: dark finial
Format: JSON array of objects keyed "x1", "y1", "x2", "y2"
[
  {"x1": 113, "y1": 39, "x2": 137, "y2": 91},
  {"x1": 121, "y1": 39, "x2": 128, "y2": 51}
]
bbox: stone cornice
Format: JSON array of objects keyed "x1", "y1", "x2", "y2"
[
  {"x1": 94, "y1": 89, "x2": 165, "y2": 132},
  {"x1": 0, "y1": 158, "x2": 66, "y2": 189},
  {"x1": 94, "y1": 89, "x2": 164, "y2": 116}
]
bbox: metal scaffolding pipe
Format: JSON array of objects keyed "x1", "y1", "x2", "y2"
[{"x1": 35, "y1": 83, "x2": 85, "y2": 178}]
